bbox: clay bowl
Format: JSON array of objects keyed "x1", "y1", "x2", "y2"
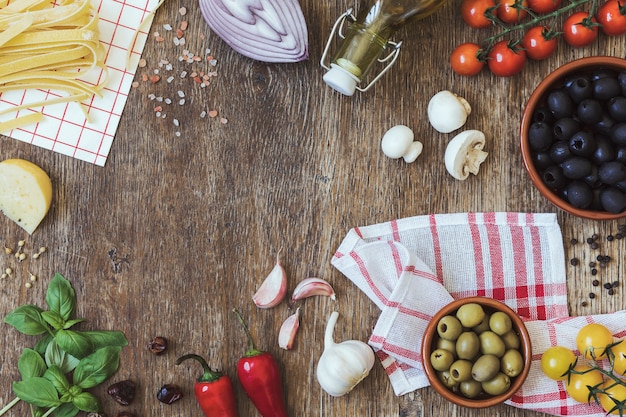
[
  {"x1": 421, "y1": 297, "x2": 531, "y2": 408},
  {"x1": 520, "y1": 56, "x2": 626, "y2": 220}
]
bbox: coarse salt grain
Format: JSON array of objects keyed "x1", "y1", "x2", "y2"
[
  {"x1": 132, "y1": 81, "x2": 139, "y2": 88},
  {"x1": 200, "y1": 111, "x2": 207, "y2": 118},
  {"x1": 180, "y1": 21, "x2": 188, "y2": 31},
  {"x1": 208, "y1": 110, "x2": 218, "y2": 118},
  {"x1": 138, "y1": 58, "x2": 147, "y2": 67},
  {"x1": 163, "y1": 23, "x2": 173, "y2": 31},
  {"x1": 220, "y1": 118, "x2": 228, "y2": 124},
  {"x1": 177, "y1": 90, "x2": 185, "y2": 98},
  {"x1": 179, "y1": 99, "x2": 186, "y2": 105},
  {"x1": 164, "y1": 98, "x2": 172, "y2": 105},
  {"x1": 167, "y1": 76, "x2": 175, "y2": 83},
  {"x1": 175, "y1": 131, "x2": 181, "y2": 137},
  {"x1": 179, "y1": 6, "x2": 187, "y2": 15},
  {"x1": 173, "y1": 118, "x2": 180, "y2": 127}
]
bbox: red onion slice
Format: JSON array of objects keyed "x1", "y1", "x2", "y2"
[{"x1": 199, "y1": 0, "x2": 309, "y2": 63}]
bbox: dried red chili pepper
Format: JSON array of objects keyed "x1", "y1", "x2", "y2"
[
  {"x1": 176, "y1": 353, "x2": 238, "y2": 417},
  {"x1": 232, "y1": 308, "x2": 289, "y2": 417}
]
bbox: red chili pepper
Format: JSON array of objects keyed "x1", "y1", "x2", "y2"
[
  {"x1": 232, "y1": 308, "x2": 289, "y2": 417},
  {"x1": 176, "y1": 353, "x2": 239, "y2": 417}
]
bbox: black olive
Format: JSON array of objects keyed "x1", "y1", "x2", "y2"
[
  {"x1": 592, "y1": 69, "x2": 618, "y2": 82},
  {"x1": 598, "y1": 161, "x2": 626, "y2": 184},
  {"x1": 608, "y1": 96, "x2": 626, "y2": 122},
  {"x1": 611, "y1": 123, "x2": 626, "y2": 146},
  {"x1": 561, "y1": 157, "x2": 593, "y2": 179},
  {"x1": 533, "y1": 151, "x2": 554, "y2": 171},
  {"x1": 584, "y1": 166, "x2": 602, "y2": 188},
  {"x1": 569, "y1": 131, "x2": 596, "y2": 156},
  {"x1": 592, "y1": 136, "x2": 616, "y2": 165},
  {"x1": 547, "y1": 89, "x2": 575, "y2": 119},
  {"x1": 550, "y1": 140, "x2": 573, "y2": 163},
  {"x1": 616, "y1": 179, "x2": 626, "y2": 193},
  {"x1": 577, "y1": 99, "x2": 604, "y2": 124},
  {"x1": 528, "y1": 121, "x2": 553, "y2": 151},
  {"x1": 542, "y1": 165, "x2": 567, "y2": 189},
  {"x1": 553, "y1": 117, "x2": 581, "y2": 141},
  {"x1": 600, "y1": 187, "x2": 626, "y2": 213},
  {"x1": 567, "y1": 76, "x2": 593, "y2": 103},
  {"x1": 616, "y1": 147, "x2": 626, "y2": 164},
  {"x1": 594, "y1": 113, "x2": 616, "y2": 136},
  {"x1": 567, "y1": 181, "x2": 594, "y2": 208},
  {"x1": 620, "y1": 70, "x2": 626, "y2": 96},
  {"x1": 593, "y1": 77, "x2": 621, "y2": 100},
  {"x1": 532, "y1": 106, "x2": 555, "y2": 124}
]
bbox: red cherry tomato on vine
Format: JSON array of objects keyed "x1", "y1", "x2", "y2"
[
  {"x1": 450, "y1": 43, "x2": 485, "y2": 76},
  {"x1": 563, "y1": 12, "x2": 599, "y2": 47},
  {"x1": 461, "y1": 0, "x2": 497, "y2": 28},
  {"x1": 487, "y1": 41, "x2": 526, "y2": 77},
  {"x1": 497, "y1": 0, "x2": 529, "y2": 23},
  {"x1": 596, "y1": 0, "x2": 626, "y2": 36},
  {"x1": 521, "y1": 26, "x2": 558, "y2": 60},
  {"x1": 527, "y1": 0, "x2": 562, "y2": 14}
]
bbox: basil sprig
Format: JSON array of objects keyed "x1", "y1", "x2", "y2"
[{"x1": 0, "y1": 273, "x2": 128, "y2": 417}]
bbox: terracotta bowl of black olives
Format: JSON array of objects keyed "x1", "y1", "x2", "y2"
[
  {"x1": 421, "y1": 297, "x2": 532, "y2": 408},
  {"x1": 521, "y1": 56, "x2": 626, "y2": 220}
]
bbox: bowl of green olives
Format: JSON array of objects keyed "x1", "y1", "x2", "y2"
[
  {"x1": 520, "y1": 56, "x2": 626, "y2": 220},
  {"x1": 421, "y1": 297, "x2": 532, "y2": 408}
]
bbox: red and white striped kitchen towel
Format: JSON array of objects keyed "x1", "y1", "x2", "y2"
[{"x1": 331, "y1": 212, "x2": 626, "y2": 416}]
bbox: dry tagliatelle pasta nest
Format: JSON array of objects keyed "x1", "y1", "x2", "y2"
[{"x1": 0, "y1": 0, "x2": 107, "y2": 132}]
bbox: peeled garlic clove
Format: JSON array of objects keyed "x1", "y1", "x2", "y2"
[
  {"x1": 290, "y1": 277, "x2": 336, "y2": 306},
  {"x1": 252, "y1": 253, "x2": 287, "y2": 308},
  {"x1": 278, "y1": 307, "x2": 300, "y2": 350},
  {"x1": 427, "y1": 90, "x2": 472, "y2": 133}
]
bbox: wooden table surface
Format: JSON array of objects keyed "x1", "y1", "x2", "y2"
[{"x1": 1, "y1": 0, "x2": 625, "y2": 416}]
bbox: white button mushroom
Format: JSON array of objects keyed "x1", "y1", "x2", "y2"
[
  {"x1": 444, "y1": 130, "x2": 488, "y2": 180},
  {"x1": 427, "y1": 90, "x2": 472, "y2": 133},
  {"x1": 381, "y1": 125, "x2": 423, "y2": 163}
]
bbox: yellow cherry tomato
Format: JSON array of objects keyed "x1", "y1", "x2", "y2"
[
  {"x1": 576, "y1": 323, "x2": 614, "y2": 359},
  {"x1": 598, "y1": 381, "x2": 626, "y2": 415},
  {"x1": 612, "y1": 340, "x2": 626, "y2": 376},
  {"x1": 541, "y1": 346, "x2": 577, "y2": 380},
  {"x1": 566, "y1": 365, "x2": 604, "y2": 403}
]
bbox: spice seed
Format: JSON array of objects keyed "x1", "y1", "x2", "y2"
[
  {"x1": 570, "y1": 258, "x2": 580, "y2": 266},
  {"x1": 589, "y1": 292, "x2": 596, "y2": 299}
]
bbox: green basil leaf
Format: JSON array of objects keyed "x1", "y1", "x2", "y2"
[
  {"x1": 73, "y1": 346, "x2": 121, "y2": 389},
  {"x1": 52, "y1": 402, "x2": 79, "y2": 417},
  {"x1": 17, "y1": 348, "x2": 47, "y2": 380},
  {"x1": 12, "y1": 377, "x2": 61, "y2": 407},
  {"x1": 45, "y1": 273, "x2": 75, "y2": 322},
  {"x1": 62, "y1": 319, "x2": 84, "y2": 329},
  {"x1": 55, "y1": 330, "x2": 94, "y2": 359},
  {"x1": 45, "y1": 339, "x2": 80, "y2": 373},
  {"x1": 34, "y1": 333, "x2": 54, "y2": 356},
  {"x1": 41, "y1": 311, "x2": 65, "y2": 330},
  {"x1": 82, "y1": 331, "x2": 128, "y2": 349},
  {"x1": 72, "y1": 392, "x2": 101, "y2": 412},
  {"x1": 43, "y1": 365, "x2": 70, "y2": 394},
  {"x1": 4, "y1": 305, "x2": 49, "y2": 335}
]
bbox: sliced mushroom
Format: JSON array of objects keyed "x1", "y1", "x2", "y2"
[
  {"x1": 427, "y1": 90, "x2": 472, "y2": 133},
  {"x1": 444, "y1": 130, "x2": 488, "y2": 180}
]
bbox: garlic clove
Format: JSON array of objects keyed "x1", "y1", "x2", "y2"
[
  {"x1": 290, "y1": 277, "x2": 336, "y2": 306},
  {"x1": 444, "y1": 130, "x2": 488, "y2": 180},
  {"x1": 252, "y1": 253, "x2": 287, "y2": 308},
  {"x1": 381, "y1": 125, "x2": 423, "y2": 163},
  {"x1": 316, "y1": 311, "x2": 375, "y2": 397},
  {"x1": 427, "y1": 90, "x2": 472, "y2": 133},
  {"x1": 278, "y1": 307, "x2": 300, "y2": 350}
]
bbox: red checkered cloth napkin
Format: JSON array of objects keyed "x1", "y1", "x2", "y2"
[{"x1": 331, "y1": 212, "x2": 626, "y2": 416}]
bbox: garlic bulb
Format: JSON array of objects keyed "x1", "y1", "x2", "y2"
[{"x1": 316, "y1": 311, "x2": 376, "y2": 397}]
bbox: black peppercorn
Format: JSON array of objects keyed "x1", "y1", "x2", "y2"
[
  {"x1": 592, "y1": 233, "x2": 599, "y2": 240},
  {"x1": 613, "y1": 281, "x2": 619, "y2": 288},
  {"x1": 591, "y1": 242, "x2": 599, "y2": 249},
  {"x1": 570, "y1": 258, "x2": 580, "y2": 266},
  {"x1": 589, "y1": 261, "x2": 597, "y2": 267},
  {"x1": 157, "y1": 384, "x2": 183, "y2": 404},
  {"x1": 589, "y1": 292, "x2": 596, "y2": 299},
  {"x1": 607, "y1": 235, "x2": 614, "y2": 241},
  {"x1": 592, "y1": 268, "x2": 598, "y2": 275},
  {"x1": 616, "y1": 233, "x2": 623, "y2": 239},
  {"x1": 582, "y1": 301, "x2": 588, "y2": 306},
  {"x1": 608, "y1": 289, "x2": 615, "y2": 295},
  {"x1": 592, "y1": 279, "x2": 600, "y2": 286},
  {"x1": 587, "y1": 237, "x2": 595, "y2": 244},
  {"x1": 604, "y1": 282, "x2": 613, "y2": 289},
  {"x1": 148, "y1": 336, "x2": 168, "y2": 355},
  {"x1": 571, "y1": 238, "x2": 578, "y2": 245},
  {"x1": 107, "y1": 380, "x2": 136, "y2": 406}
]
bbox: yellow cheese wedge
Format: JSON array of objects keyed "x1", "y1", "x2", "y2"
[{"x1": 0, "y1": 158, "x2": 52, "y2": 234}]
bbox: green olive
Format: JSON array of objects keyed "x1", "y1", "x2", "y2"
[
  {"x1": 481, "y1": 372, "x2": 511, "y2": 396},
  {"x1": 430, "y1": 348, "x2": 455, "y2": 371},
  {"x1": 489, "y1": 311, "x2": 513, "y2": 335},
  {"x1": 501, "y1": 330, "x2": 520, "y2": 350},
  {"x1": 436, "y1": 338, "x2": 457, "y2": 357},
  {"x1": 472, "y1": 314, "x2": 491, "y2": 334},
  {"x1": 471, "y1": 354, "x2": 500, "y2": 382},
  {"x1": 437, "y1": 370, "x2": 458, "y2": 388},
  {"x1": 456, "y1": 303, "x2": 486, "y2": 328},
  {"x1": 459, "y1": 380, "x2": 483, "y2": 399},
  {"x1": 456, "y1": 331, "x2": 480, "y2": 360},
  {"x1": 437, "y1": 315, "x2": 463, "y2": 340},
  {"x1": 479, "y1": 331, "x2": 506, "y2": 357},
  {"x1": 449, "y1": 359, "x2": 473, "y2": 383},
  {"x1": 501, "y1": 349, "x2": 524, "y2": 377}
]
